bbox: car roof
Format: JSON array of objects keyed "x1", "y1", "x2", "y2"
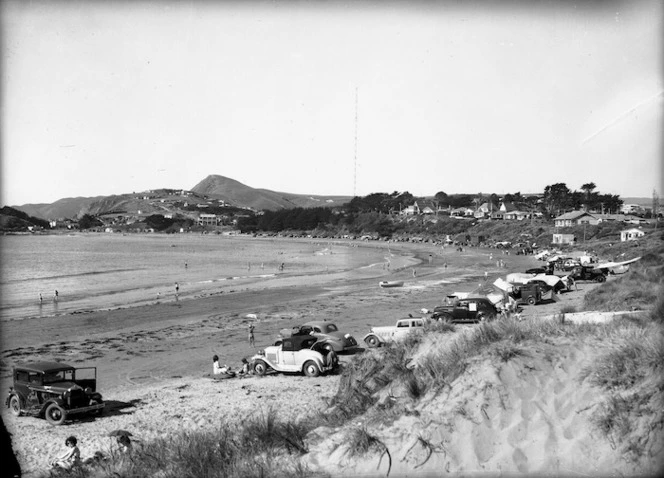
[
  {"x1": 302, "y1": 321, "x2": 333, "y2": 327},
  {"x1": 14, "y1": 361, "x2": 75, "y2": 373}
]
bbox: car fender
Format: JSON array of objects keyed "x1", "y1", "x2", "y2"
[
  {"x1": 40, "y1": 398, "x2": 65, "y2": 416},
  {"x1": 6, "y1": 391, "x2": 24, "y2": 409},
  {"x1": 362, "y1": 333, "x2": 384, "y2": 345}
]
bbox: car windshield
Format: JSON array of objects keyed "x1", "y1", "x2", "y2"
[{"x1": 43, "y1": 370, "x2": 74, "y2": 384}]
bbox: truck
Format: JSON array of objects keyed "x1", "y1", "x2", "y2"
[{"x1": 362, "y1": 317, "x2": 426, "y2": 348}]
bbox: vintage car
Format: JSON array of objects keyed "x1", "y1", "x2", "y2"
[
  {"x1": 431, "y1": 296, "x2": 499, "y2": 323},
  {"x1": 569, "y1": 266, "x2": 607, "y2": 283},
  {"x1": 279, "y1": 321, "x2": 358, "y2": 353},
  {"x1": 251, "y1": 335, "x2": 338, "y2": 377},
  {"x1": 6, "y1": 361, "x2": 104, "y2": 426},
  {"x1": 363, "y1": 317, "x2": 427, "y2": 348}
]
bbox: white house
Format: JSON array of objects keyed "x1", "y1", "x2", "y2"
[{"x1": 621, "y1": 228, "x2": 645, "y2": 242}]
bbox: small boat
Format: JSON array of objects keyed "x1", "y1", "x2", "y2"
[{"x1": 379, "y1": 281, "x2": 404, "y2": 288}]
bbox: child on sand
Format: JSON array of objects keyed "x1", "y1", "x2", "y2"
[{"x1": 51, "y1": 436, "x2": 80, "y2": 470}]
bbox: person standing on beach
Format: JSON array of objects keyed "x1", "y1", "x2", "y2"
[
  {"x1": 175, "y1": 282, "x2": 179, "y2": 294},
  {"x1": 39, "y1": 293, "x2": 43, "y2": 304},
  {"x1": 248, "y1": 324, "x2": 255, "y2": 347},
  {"x1": 185, "y1": 261, "x2": 188, "y2": 269},
  {"x1": 53, "y1": 290, "x2": 59, "y2": 302}
]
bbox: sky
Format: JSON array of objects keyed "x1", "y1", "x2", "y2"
[{"x1": 1, "y1": 0, "x2": 662, "y2": 206}]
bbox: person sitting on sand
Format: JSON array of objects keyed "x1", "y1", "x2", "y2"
[
  {"x1": 213, "y1": 355, "x2": 223, "y2": 375},
  {"x1": 117, "y1": 435, "x2": 133, "y2": 454},
  {"x1": 51, "y1": 436, "x2": 80, "y2": 470}
]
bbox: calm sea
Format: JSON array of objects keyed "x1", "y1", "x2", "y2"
[{"x1": 0, "y1": 234, "x2": 389, "y2": 322}]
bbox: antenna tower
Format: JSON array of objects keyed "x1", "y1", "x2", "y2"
[{"x1": 353, "y1": 88, "x2": 358, "y2": 197}]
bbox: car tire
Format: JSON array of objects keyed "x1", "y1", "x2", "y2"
[
  {"x1": 9, "y1": 395, "x2": 21, "y2": 417},
  {"x1": 303, "y1": 361, "x2": 320, "y2": 377},
  {"x1": 323, "y1": 343, "x2": 335, "y2": 353},
  {"x1": 595, "y1": 275, "x2": 606, "y2": 283},
  {"x1": 45, "y1": 403, "x2": 67, "y2": 426},
  {"x1": 527, "y1": 296, "x2": 536, "y2": 305},
  {"x1": 253, "y1": 360, "x2": 268, "y2": 376},
  {"x1": 476, "y1": 311, "x2": 487, "y2": 322},
  {"x1": 365, "y1": 335, "x2": 380, "y2": 348}
]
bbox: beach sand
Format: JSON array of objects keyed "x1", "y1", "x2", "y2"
[{"x1": 3, "y1": 240, "x2": 643, "y2": 476}]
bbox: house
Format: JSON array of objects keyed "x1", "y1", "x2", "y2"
[
  {"x1": 620, "y1": 204, "x2": 644, "y2": 215},
  {"x1": 621, "y1": 228, "x2": 645, "y2": 242},
  {"x1": 553, "y1": 233, "x2": 576, "y2": 245},
  {"x1": 554, "y1": 211, "x2": 598, "y2": 227},
  {"x1": 415, "y1": 200, "x2": 437, "y2": 215},
  {"x1": 504, "y1": 210, "x2": 531, "y2": 221},
  {"x1": 499, "y1": 202, "x2": 518, "y2": 213},
  {"x1": 450, "y1": 207, "x2": 474, "y2": 217},
  {"x1": 198, "y1": 214, "x2": 219, "y2": 226},
  {"x1": 474, "y1": 202, "x2": 497, "y2": 218}
]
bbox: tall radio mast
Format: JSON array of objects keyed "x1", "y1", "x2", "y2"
[{"x1": 353, "y1": 87, "x2": 358, "y2": 197}]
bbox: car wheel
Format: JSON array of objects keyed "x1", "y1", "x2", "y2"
[
  {"x1": 9, "y1": 395, "x2": 21, "y2": 417},
  {"x1": 323, "y1": 343, "x2": 335, "y2": 353},
  {"x1": 365, "y1": 335, "x2": 380, "y2": 348},
  {"x1": 45, "y1": 403, "x2": 67, "y2": 426},
  {"x1": 527, "y1": 296, "x2": 536, "y2": 306},
  {"x1": 595, "y1": 275, "x2": 606, "y2": 283},
  {"x1": 303, "y1": 361, "x2": 320, "y2": 377},
  {"x1": 438, "y1": 313, "x2": 453, "y2": 323},
  {"x1": 476, "y1": 311, "x2": 487, "y2": 322},
  {"x1": 253, "y1": 360, "x2": 268, "y2": 376}
]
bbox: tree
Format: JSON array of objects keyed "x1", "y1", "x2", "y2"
[
  {"x1": 543, "y1": 183, "x2": 571, "y2": 216},
  {"x1": 78, "y1": 214, "x2": 102, "y2": 229}
]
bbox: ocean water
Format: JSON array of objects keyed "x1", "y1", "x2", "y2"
[{"x1": 0, "y1": 234, "x2": 390, "y2": 322}]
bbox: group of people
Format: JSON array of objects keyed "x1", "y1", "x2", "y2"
[
  {"x1": 39, "y1": 290, "x2": 59, "y2": 304},
  {"x1": 211, "y1": 323, "x2": 256, "y2": 378},
  {"x1": 212, "y1": 355, "x2": 253, "y2": 377},
  {"x1": 50, "y1": 434, "x2": 132, "y2": 471}
]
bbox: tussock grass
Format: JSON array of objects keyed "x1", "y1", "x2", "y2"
[
  {"x1": 583, "y1": 245, "x2": 664, "y2": 312},
  {"x1": 344, "y1": 427, "x2": 392, "y2": 476},
  {"x1": 45, "y1": 409, "x2": 316, "y2": 478}
]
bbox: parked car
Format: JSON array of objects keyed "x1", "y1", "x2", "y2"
[
  {"x1": 525, "y1": 267, "x2": 548, "y2": 275},
  {"x1": 569, "y1": 266, "x2": 607, "y2": 283},
  {"x1": 511, "y1": 283, "x2": 543, "y2": 305},
  {"x1": 280, "y1": 321, "x2": 358, "y2": 353},
  {"x1": 250, "y1": 335, "x2": 338, "y2": 377},
  {"x1": 6, "y1": 362, "x2": 104, "y2": 426},
  {"x1": 431, "y1": 296, "x2": 498, "y2": 323},
  {"x1": 363, "y1": 316, "x2": 427, "y2": 348}
]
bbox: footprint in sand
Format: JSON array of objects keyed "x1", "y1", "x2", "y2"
[{"x1": 512, "y1": 447, "x2": 529, "y2": 473}]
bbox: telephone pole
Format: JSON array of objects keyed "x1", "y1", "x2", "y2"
[{"x1": 353, "y1": 87, "x2": 358, "y2": 197}]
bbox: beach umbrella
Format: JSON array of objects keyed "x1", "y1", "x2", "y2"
[{"x1": 108, "y1": 429, "x2": 133, "y2": 437}]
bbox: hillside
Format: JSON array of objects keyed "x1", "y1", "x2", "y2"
[
  {"x1": 9, "y1": 175, "x2": 353, "y2": 220},
  {"x1": 12, "y1": 196, "x2": 103, "y2": 221},
  {"x1": 191, "y1": 174, "x2": 351, "y2": 211}
]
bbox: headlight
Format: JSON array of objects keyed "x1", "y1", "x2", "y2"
[
  {"x1": 258, "y1": 350, "x2": 265, "y2": 356},
  {"x1": 344, "y1": 334, "x2": 351, "y2": 339}
]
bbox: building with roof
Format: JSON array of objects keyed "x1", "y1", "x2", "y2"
[
  {"x1": 554, "y1": 211, "x2": 598, "y2": 227},
  {"x1": 621, "y1": 228, "x2": 645, "y2": 242}
]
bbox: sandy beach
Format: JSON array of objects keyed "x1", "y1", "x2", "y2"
[{"x1": 1, "y1": 238, "x2": 643, "y2": 476}]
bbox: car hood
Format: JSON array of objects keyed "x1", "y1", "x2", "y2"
[{"x1": 41, "y1": 382, "x2": 84, "y2": 393}]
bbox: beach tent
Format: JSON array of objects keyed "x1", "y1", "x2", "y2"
[
  {"x1": 470, "y1": 283, "x2": 509, "y2": 306},
  {"x1": 506, "y1": 273, "x2": 536, "y2": 285}
]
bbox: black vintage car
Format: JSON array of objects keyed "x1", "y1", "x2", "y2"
[
  {"x1": 431, "y1": 296, "x2": 499, "y2": 323},
  {"x1": 6, "y1": 361, "x2": 104, "y2": 425}
]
